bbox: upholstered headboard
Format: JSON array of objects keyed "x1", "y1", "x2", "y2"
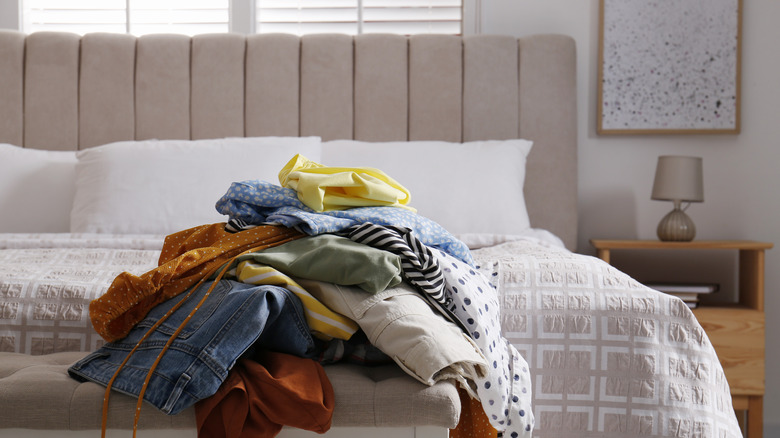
[{"x1": 0, "y1": 31, "x2": 577, "y2": 249}]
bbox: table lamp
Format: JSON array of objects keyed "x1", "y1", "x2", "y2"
[{"x1": 651, "y1": 155, "x2": 703, "y2": 241}]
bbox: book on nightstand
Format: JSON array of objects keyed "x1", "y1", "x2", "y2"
[{"x1": 644, "y1": 283, "x2": 719, "y2": 309}]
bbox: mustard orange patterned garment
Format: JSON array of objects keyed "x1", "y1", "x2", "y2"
[
  {"x1": 90, "y1": 223, "x2": 304, "y2": 342},
  {"x1": 450, "y1": 387, "x2": 498, "y2": 438}
]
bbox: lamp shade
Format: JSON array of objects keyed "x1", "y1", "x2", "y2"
[{"x1": 651, "y1": 156, "x2": 704, "y2": 202}]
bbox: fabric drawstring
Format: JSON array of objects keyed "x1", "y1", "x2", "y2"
[{"x1": 100, "y1": 244, "x2": 274, "y2": 438}]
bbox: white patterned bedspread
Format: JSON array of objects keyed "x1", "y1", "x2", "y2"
[
  {"x1": 0, "y1": 233, "x2": 742, "y2": 437},
  {"x1": 471, "y1": 239, "x2": 742, "y2": 438},
  {"x1": 0, "y1": 234, "x2": 163, "y2": 354}
]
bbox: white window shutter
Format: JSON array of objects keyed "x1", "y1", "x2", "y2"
[
  {"x1": 23, "y1": 0, "x2": 128, "y2": 34},
  {"x1": 22, "y1": 0, "x2": 463, "y2": 36},
  {"x1": 22, "y1": 0, "x2": 230, "y2": 36},
  {"x1": 129, "y1": 0, "x2": 229, "y2": 36},
  {"x1": 257, "y1": 0, "x2": 462, "y2": 35},
  {"x1": 362, "y1": 0, "x2": 461, "y2": 35}
]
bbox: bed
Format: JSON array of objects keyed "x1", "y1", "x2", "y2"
[{"x1": 0, "y1": 30, "x2": 742, "y2": 438}]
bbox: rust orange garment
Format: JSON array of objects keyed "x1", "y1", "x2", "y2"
[
  {"x1": 90, "y1": 223, "x2": 303, "y2": 342},
  {"x1": 195, "y1": 352, "x2": 334, "y2": 438},
  {"x1": 450, "y1": 387, "x2": 499, "y2": 438}
]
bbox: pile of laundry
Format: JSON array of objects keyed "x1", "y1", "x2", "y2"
[{"x1": 68, "y1": 154, "x2": 534, "y2": 438}]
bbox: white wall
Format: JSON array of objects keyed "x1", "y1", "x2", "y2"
[{"x1": 481, "y1": 0, "x2": 780, "y2": 436}]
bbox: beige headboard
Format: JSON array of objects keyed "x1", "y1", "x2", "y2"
[{"x1": 0, "y1": 30, "x2": 577, "y2": 250}]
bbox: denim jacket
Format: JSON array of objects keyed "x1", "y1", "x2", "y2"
[{"x1": 69, "y1": 279, "x2": 317, "y2": 415}]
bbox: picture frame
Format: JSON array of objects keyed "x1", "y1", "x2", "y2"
[{"x1": 598, "y1": 0, "x2": 742, "y2": 135}]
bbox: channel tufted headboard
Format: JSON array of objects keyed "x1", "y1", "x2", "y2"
[{"x1": 0, "y1": 31, "x2": 577, "y2": 249}]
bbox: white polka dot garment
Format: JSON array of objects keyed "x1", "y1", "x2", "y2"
[{"x1": 434, "y1": 249, "x2": 534, "y2": 438}]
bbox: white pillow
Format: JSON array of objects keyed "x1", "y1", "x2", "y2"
[
  {"x1": 0, "y1": 144, "x2": 77, "y2": 233},
  {"x1": 455, "y1": 230, "x2": 565, "y2": 250},
  {"x1": 71, "y1": 137, "x2": 322, "y2": 234},
  {"x1": 321, "y1": 139, "x2": 533, "y2": 236}
]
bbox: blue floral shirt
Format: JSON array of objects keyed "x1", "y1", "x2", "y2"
[{"x1": 215, "y1": 180, "x2": 474, "y2": 266}]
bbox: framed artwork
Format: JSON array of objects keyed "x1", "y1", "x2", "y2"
[{"x1": 598, "y1": 0, "x2": 742, "y2": 135}]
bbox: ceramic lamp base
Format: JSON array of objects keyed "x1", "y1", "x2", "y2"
[{"x1": 657, "y1": 206, "x2": 696, "y2": 242}]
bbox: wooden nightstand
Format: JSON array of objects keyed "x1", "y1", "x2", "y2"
[{"x1": 590, "y1": 239, "x2": 773, "y2": 438}]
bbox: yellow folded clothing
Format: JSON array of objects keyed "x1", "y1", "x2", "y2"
[
  {"x1": 278, "y1": 154, "x2": 414, "y2": 212},
  {"x1": 232, "y1": 260, "x2": 359, "y2": 341}
]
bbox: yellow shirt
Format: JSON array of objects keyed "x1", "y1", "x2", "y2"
[
  {"x1": 278, "y1": 154, "x2": 415, "y2": 212},
  {"x1": 230, "y1": 260, "x2": 359, "y2": 341}
]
